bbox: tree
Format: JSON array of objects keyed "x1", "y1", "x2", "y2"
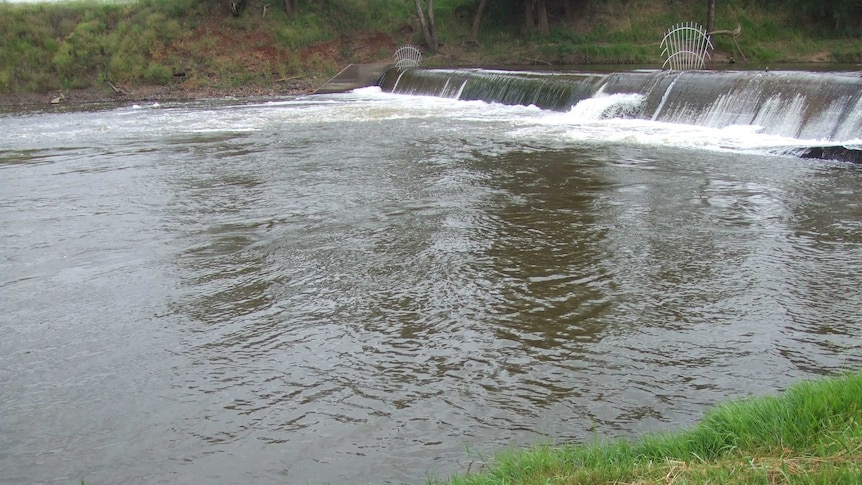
[
  {"x1": 229, "y1": 0, "x2": 246, "y2": 17},
  {"x1": 524, "y1": 0, "x2": 550, "y2": 34},
  {"x1": 536, "y1": 0, "x2": 549, "y2": 33},
  {"x1": 414, "y1": 0, "x2": 438, "y2": 53},
  {"x1": 783, "y1": 0, "x2": 862, "y2": 36},
  {"x1": 706, "y1": 0, "x2": 716, "y2": 36},
  {"x1": 284, "y1": 0, "x2": 298, "y2": 17},
  {"x1": 468, "y1": 0, "x2": 488, "y2": 45}
]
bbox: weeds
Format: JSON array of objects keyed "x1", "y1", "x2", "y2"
[
  {"x1": 0, "y1": 0, "x2": 859, "y2": 95},
  {"x1": 435, "y1": 370, "x2": 862, "y2": 485}
]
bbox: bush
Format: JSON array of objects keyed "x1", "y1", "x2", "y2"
[{"x1": 143, "y1": 63, "x2": 172, "y2": 84}]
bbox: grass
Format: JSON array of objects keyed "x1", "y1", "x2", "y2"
[
  {"x1": 434, "y1": 370, "x2": 862, "y2": 485},
  {"x1": 0, "y1": 0, "x2": 859, "y2": 95},
  {"x1": 0, "y1": 0, "x2": 400, "y2": 94}
]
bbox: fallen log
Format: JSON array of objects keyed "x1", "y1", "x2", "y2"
[{"x1": 709, "y1": 24, "x2": 747, "y2": 63}]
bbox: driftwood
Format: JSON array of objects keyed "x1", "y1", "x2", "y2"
[
  {"x1": 106, "y1": 81, "x2": 130, "y2": 96},
  {"x1": 710, "y1": 23, "x2": 742, "y2": 38},
  {"x1": 710, "y1": 23, "x2": 747, "y2": 63}
]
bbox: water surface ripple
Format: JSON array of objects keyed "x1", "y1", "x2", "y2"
[{"x1": 1, "y1": 94, "x2": 860, "y2": 484}]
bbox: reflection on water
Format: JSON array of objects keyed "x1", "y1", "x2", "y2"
[{"x1": 0, "y1": 96, "x2": 860, "y2": 485}]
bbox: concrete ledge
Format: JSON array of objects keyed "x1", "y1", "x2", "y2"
[{"x1": 313, "y1": 62, "x2": 395, "y2": 94}]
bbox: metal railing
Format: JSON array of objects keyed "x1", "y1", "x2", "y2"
[
  {"x1": 394, "y1": 45, "x2": 422, "y2": 70},
  {"x1": 660, "y1": 22, "x2": 714, "y2": 71}
]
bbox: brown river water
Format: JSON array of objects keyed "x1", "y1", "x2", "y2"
[{"x1": 1, "y1": 90, "x2": 861, "y2": 484}]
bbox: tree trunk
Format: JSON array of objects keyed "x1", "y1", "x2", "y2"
[
  {"x1": 525, "y1": 0, "x2": 535, "y2": 32},
  {"x1": 427, "y1": 0, "x2": 438, "y2": 50},
  {"x1": 230, "y1": 0, "x2": 246, "y2": 17},
  {"x1": 562, "y1": 0, "x2": 574, "y2": 25},
  {"x1": 469, "y1": 0, "x2": 488, "y2": 45},
  {"x1": 706, "y1": 0, "x2": 715, "y2": 36},
  {"x1": 536, "y1": 0, "x2": 549, "y2": 34},
  {"x1": 415, "y1": 0, "x2": 430, "y2": 43},
  {"x1": 284, "y1": 0, "x2": 298, "y2": 17},
  {"x1": 414, "y1": 0, "x2": 438, "y2": 53}
]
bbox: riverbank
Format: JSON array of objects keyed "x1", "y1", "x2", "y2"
[
  {"x1": 2, "y1": 0, "x2": 860, "y2": 108},
  {"x1": 0, "y1": 80, "x2": 314, "y2": 109},
  {"x1": 433, "y1": 370, "x2": 862, "y2": 484}
]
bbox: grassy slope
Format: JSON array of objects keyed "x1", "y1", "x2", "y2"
[
  {"x1": 437, "y1": 370, "x2": 862, "y2": 485},
  {"x1": 0, "y1": 0, "x2": 859, "y2": 98},
  {"x1": 0, "y1": 0, "x2": 413, "y2": 97}
]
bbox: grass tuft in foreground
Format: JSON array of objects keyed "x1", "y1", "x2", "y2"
[{"x1": 436, "y1": 370, "x2": 862, "y2": 484}]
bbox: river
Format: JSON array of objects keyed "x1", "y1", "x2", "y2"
[{"x1": 2, "y1": 88, "x2": 861, "y2": 484}]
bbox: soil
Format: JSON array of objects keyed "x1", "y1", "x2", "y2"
[
  {"x1": 0, "y1": 8, "x2": 406, "y2": 110},
  {"x1": 0, "y1": 41, "x2": 476, "y2": 109}
]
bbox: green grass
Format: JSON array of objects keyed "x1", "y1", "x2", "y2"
[
  {"x1": 471, "y1": 0, "x2": 860, "y2": 66},
  {"x1": 0, "y1": 0, "x2": 860, "y2": 95},
  {"x1": 432, "y1": 370, "x2": 862, "y2": 485}
]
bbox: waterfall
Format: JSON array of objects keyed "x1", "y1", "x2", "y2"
[
  {"x1": 379, "y1": 68, "x2": 862, "y2": 152},
  {"x1": 379, "y1": 69, "x2": 608, "y2": 110},
  {"x1": 650, "y1": 76, "x2": 677, "y2": 121}
]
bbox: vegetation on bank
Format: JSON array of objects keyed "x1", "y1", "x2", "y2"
[
  {"x1": 0, "y1": 0, "x2": 860, "y2": 96},
  {"x1": 432, "y1": 370, "x2": 862, "y2": 485}
]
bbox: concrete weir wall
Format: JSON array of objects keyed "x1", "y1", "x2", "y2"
[{"x1": 313, "y1": 62, "x2": 394, "y2": 94}]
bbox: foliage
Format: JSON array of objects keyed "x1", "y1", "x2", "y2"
[
  {"x1": 106, "y1": 11, "x2": 183, "y2": 83},
  {"x1": 0, "y1": 0, "x2": 396, "y2": 93},
  {"x1": 832, "y1": 43, "x2": 862, "y2": 63},
  {"x1": 754, "y1": 0, "x2": 862, "y2": 37},
  {"x1": 0, "y1": 0, "x2": 860, "y2": 94},
  {"x1": 435, "y1": 370, "x2": 862, "y2": 485},
  {"x1": 275, "y1": 13, "x2": 332, "y2": 49}
]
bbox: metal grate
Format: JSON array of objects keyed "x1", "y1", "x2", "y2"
[
  {"x1": 660, "y1": 22, "x2": 714, "y2": 71},
  {"x1": 394, "y1": 45, "x2": 422, "y2": 70}
]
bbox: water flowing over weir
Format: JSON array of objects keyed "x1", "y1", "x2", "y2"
[
  {"x1": 379, "y1": 68, "x2": 862, "y2": 161},
  {"x1": 4, "y1": 80, "x2": 862, "y2": 485}
]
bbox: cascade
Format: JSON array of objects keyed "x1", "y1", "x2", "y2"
[
  {"x1": 650, "y1": 76, "x2": 678, "y2": 121},
  {"x1": 379, "y1": 68, "x2": 862, "y2": 161},
  {"x1": 380, "y1": 69, "x2": 608, "y2": 110}
]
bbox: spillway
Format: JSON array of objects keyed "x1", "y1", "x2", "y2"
[{"x1": 379, "y1": 68, "x2": 862, "y2": 162}]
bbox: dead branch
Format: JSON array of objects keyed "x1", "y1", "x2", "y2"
[
  {"x1": 106, "y1": 81, "x2": 129, "y2": 96},
  {"x1": 709, "y1": 24, "x2": 748, "y2": 63},
  {"x1": 710, "y1": 23, "x2": 742, "y2": 38}
]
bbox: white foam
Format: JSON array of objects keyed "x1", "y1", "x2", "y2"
[
  {"x1": 546, "y1": 117, "x2": 826, "y2": 156},
  {"x1": 350, "y1": 86, "x2": 385, "y2": 96},
  {"x1": 318, "y1": 90, "x2": 860, "y2": 156},
  {"x1": 472, "y1": 91, "x2": 857, "y2": 157},
  {"x1": 7, "y1": 88, "x2": 853, "y2": 158},
  {"x1": 566, "y1": 93, "x2": 646, "y2": 121}
]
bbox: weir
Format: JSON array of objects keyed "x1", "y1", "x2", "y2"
[{"x1": 378, "y1": 68, "x2": 862, "y2": 160}]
